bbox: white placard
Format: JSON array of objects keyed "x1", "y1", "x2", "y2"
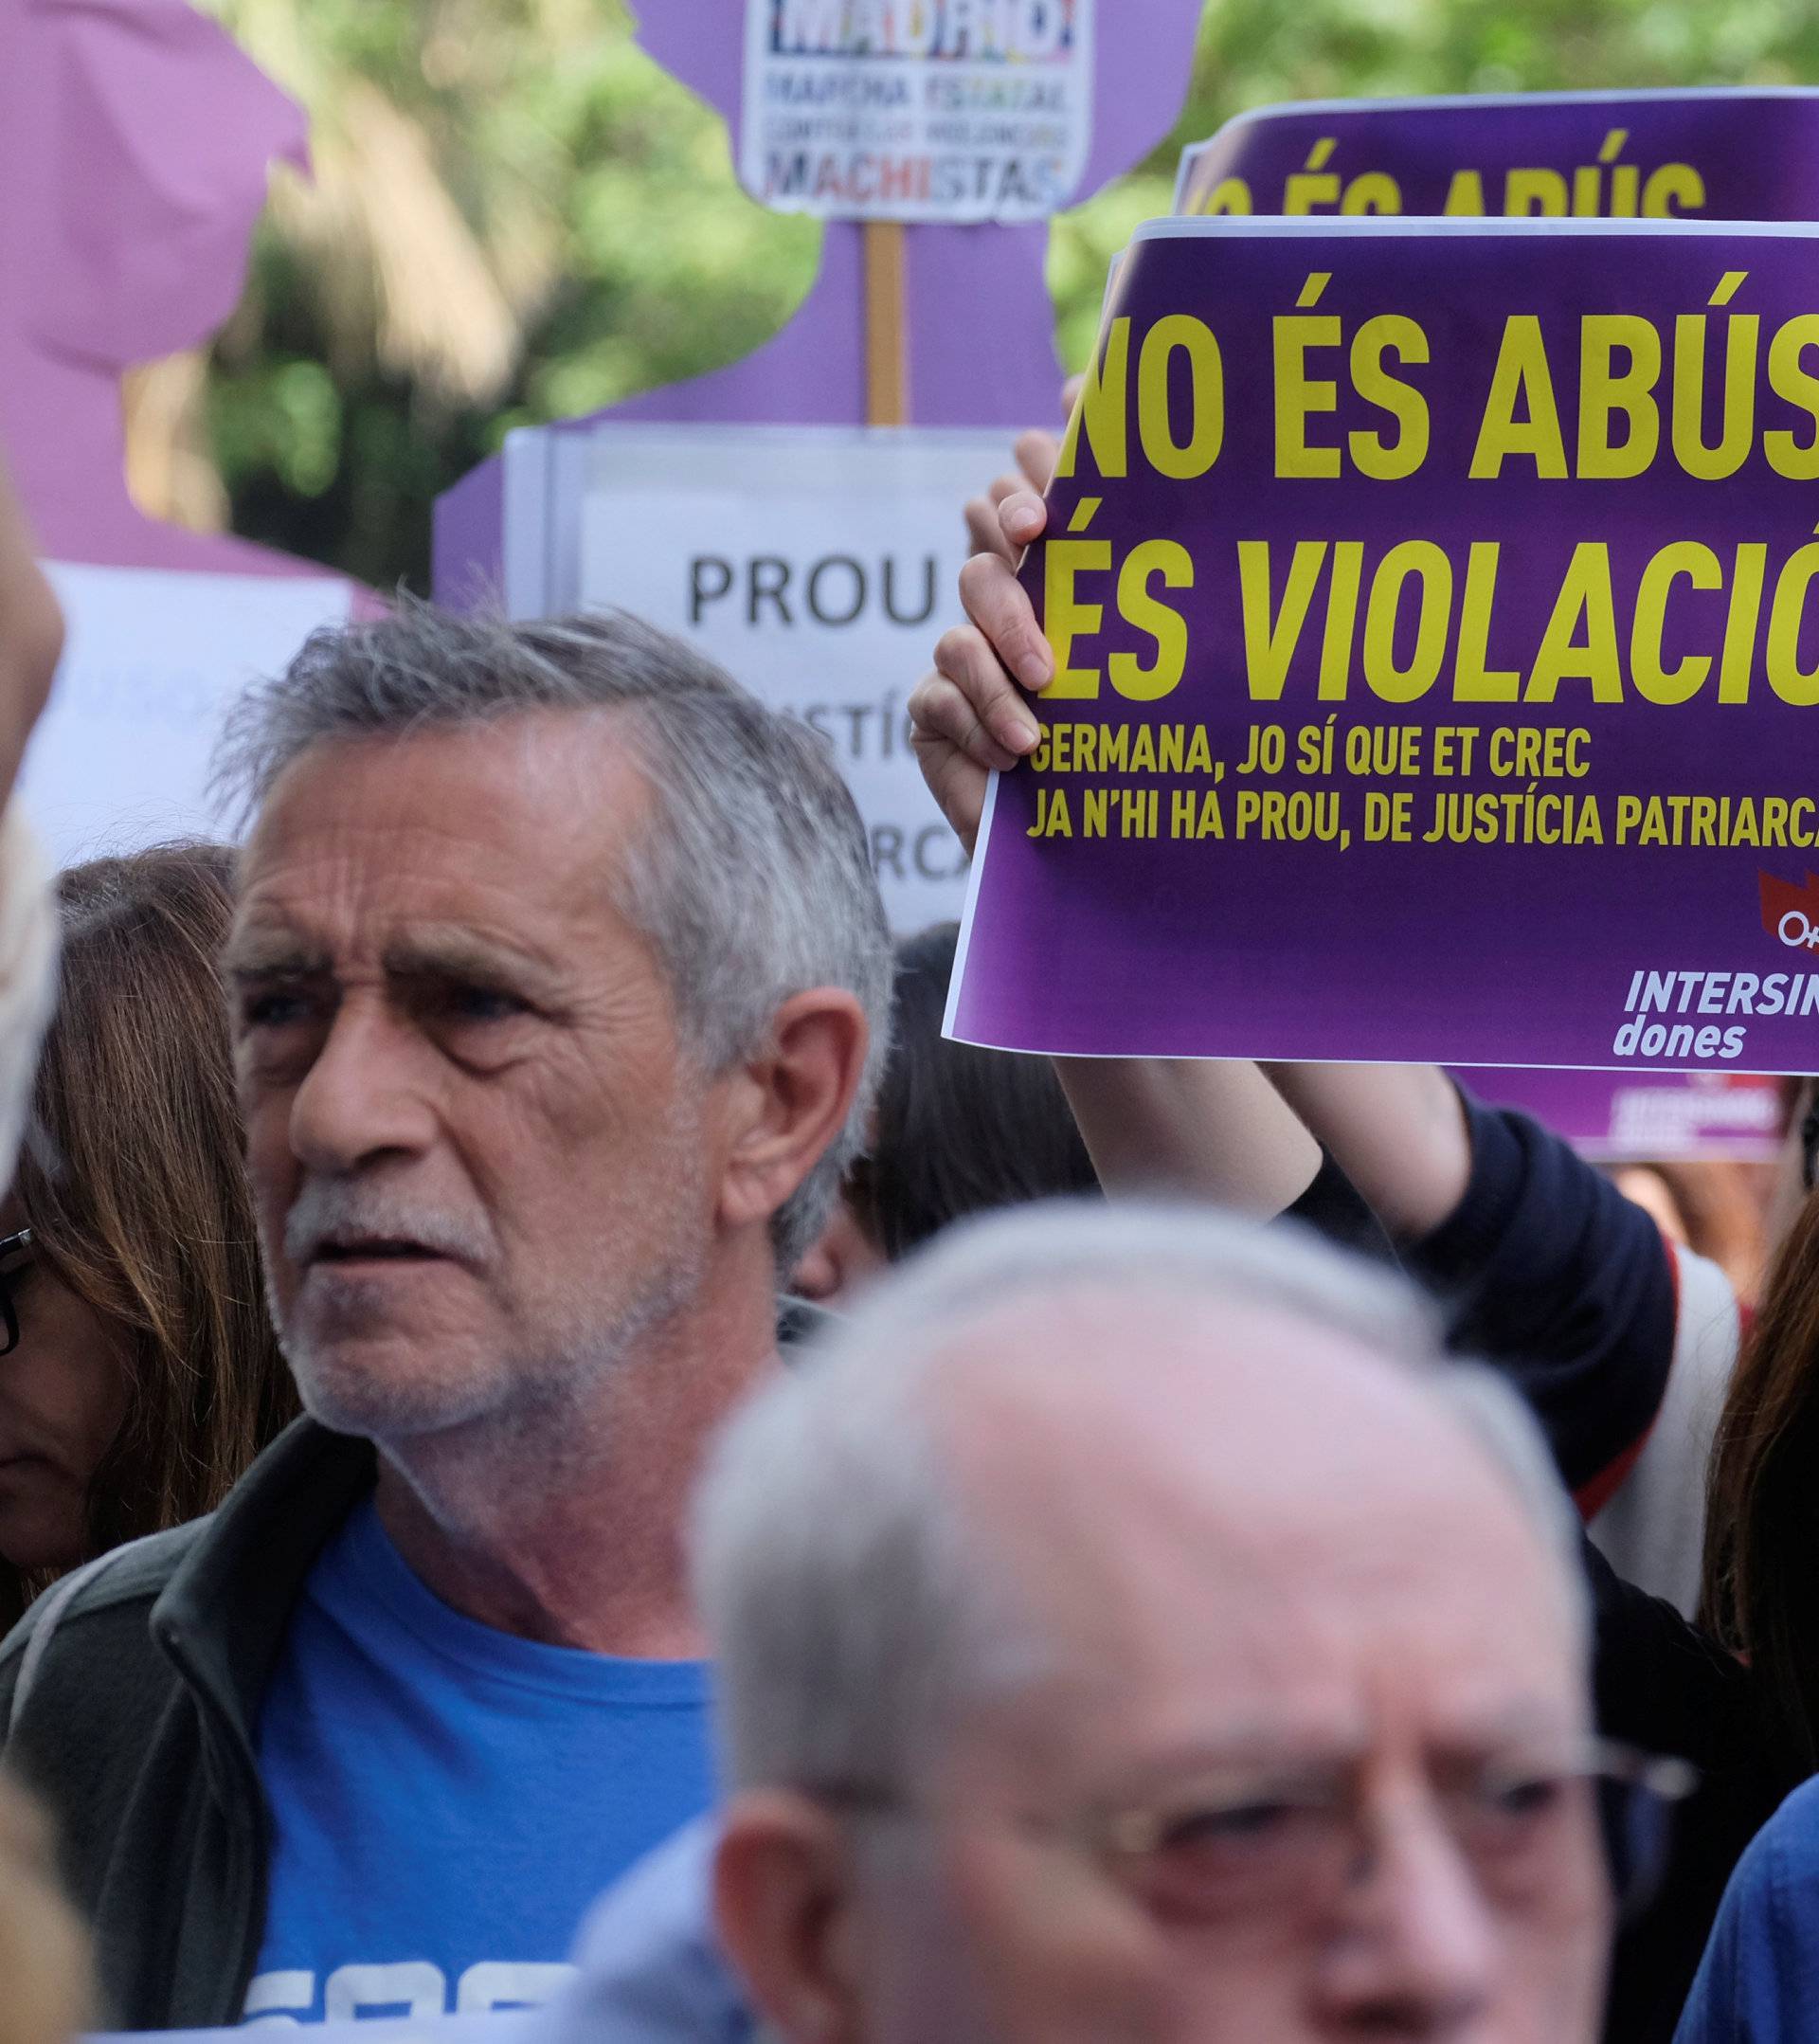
[
  {"x1": 27, "y1": 565, "x2": 353, "y2": 866},
  {"x1": 531, "y1": 423, "x2": 1005, "y2": 933},
  {"x1": 740, "y1": 0, "x2": 1095, "y2": 223}
]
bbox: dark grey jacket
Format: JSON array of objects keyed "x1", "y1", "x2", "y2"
[
  {"x1": 0, "y1": 1419, "x2": 377, "y2": 2029},
  {"x1": 0, "y1": 1300, "x2": 834, "y2": 2031}
]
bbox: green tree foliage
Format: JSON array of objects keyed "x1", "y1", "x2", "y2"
[{"x1": 192, "y1": 0, "x2": 1819, "y2": 591}]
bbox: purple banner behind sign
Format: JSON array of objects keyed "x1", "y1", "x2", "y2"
[
  {"x1": 1175, "y1": 90, "x2": 1819, "y2": 225},
  {"x1": 948, "y1": 218, "x2": 1819, "y2": 1075},
  {"x1": 1454, "y1": 1068, "x2": 1789, "y2": 1161}
]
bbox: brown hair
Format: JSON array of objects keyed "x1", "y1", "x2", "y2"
[
  {"x1": 1702, "y1": 1188, "x2": 1819, "y2": 1776},
  {"x1": 4, "y1": 844, "x2": 296, "y2": 1614}
]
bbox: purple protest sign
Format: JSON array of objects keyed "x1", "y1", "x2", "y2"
[
  {"x1": 1173, "y1": 94, "x2": 1819, "y2": 1106},
  {"x1": 1174, "y1": 89, "x2": 1819, "y2": 225},
  {"x1": 947, "y1": 217, "x2": 1819, "y2": 1075},
  {"x1": 434, "y1": 0, "x2": 1203, "y2": 597},
  {"x1": 0, "y1": 0, "x2": 313, "y2": 577},
  {"x1": 0, "y1": 0, "x2": 366, "y2": 867},
  {"x1": 626, "y1": 0, "x2": 1196, "y2": 425}
]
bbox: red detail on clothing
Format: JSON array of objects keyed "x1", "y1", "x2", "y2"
[
  {"x1": 1571, "y1": 1234, "x2": 1684, "y2": 1522},
  {"x1": 1574, "y1": 1435, "x2": 1647, "y2": 1521}
]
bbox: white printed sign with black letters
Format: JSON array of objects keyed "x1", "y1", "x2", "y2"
[
  {"x1": 740, "y1": 0, "x2": 1097, "y2": 223},
  {"x1": 501, "y1": 421, "x2": 1003, "y2": 933}
]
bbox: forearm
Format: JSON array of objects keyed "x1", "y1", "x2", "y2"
[
  {"x1": 0, "y1": 807, "x2": 56, "y2": 1192},
  {"x1": 1056, "y1": 1057, "x2": 1322, "y2": 1218},
  {"x1": 0, "y1": 456, "x2": 60, "y2": 811},
  {"x1": 1261, "y1": 1062, "x2": 1472, "y2": 1242}
]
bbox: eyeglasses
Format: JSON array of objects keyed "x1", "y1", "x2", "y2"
[
  {"x1": 0, "y1": 1229, "x2": 32, "y2": 1356},
  {"x1": 812, "y1": 1737, "x2": 1696, "y2": 1928}
]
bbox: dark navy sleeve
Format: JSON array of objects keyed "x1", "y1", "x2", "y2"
[
  {"x1": 1673, "y1": 1779, "x2": 1819, "y2": 2044},
  {"x1": 1403, "y1": 1090, "x2": 1677, "y2": 1501},
  {"x1": 1281, "y1": 1151, "x2": 1398, "y2": 1268}
]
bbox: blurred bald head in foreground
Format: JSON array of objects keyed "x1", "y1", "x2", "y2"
[{"x1": 696, "y1": 1205, "x2": 1612, "y2": 2044}]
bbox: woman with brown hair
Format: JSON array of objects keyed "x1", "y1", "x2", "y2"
[
  {"x1": 0, "y1": 842, "x2": 295, "y2": 1620},
  {"x1": 1638, "y1": 1180, "x2": 1819, "y2": 2039},
  {"x1": 1702, "y1": 1187, "x2": 1819, "y2": 1775}
]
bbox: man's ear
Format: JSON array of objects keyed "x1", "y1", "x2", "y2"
[
  {"x1": 714, "y1": 1791, "x2": 864, "y2": 2044},
  {"x1": 718, "y1": 990, "x2": 870, "y2": 1239}
]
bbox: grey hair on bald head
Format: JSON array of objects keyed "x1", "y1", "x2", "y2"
[
  {"x1": 693, "y1": 1200, "x2": 1588, "y2": 1798},
  {"x1": 214, "y1": 598, "x2": 893, "y2": 1269}
]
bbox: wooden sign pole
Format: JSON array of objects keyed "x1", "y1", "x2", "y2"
[{"x1": 864, "y1": 221, "x2": 910, "y2": 426}]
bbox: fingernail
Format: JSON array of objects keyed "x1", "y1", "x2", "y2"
[{"x1": 1017, "y1": 640, "x2": 1054, "y2": 690}]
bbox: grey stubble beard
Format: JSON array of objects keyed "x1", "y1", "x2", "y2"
[{"x1": 261, "y1": 1096, "x2": 716, "y2": 1482}]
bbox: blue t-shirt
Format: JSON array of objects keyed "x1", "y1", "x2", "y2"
[
  {"x1": 243, "y1": 1496, "x2": 713, "y2": 2025},
  {"x1": 1674, "y1": 1778, "x2": 1819, "y2": 2044}
]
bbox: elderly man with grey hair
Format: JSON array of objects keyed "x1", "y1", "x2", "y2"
[
  {"x1": 0, "y1": 602, "x2": 891, "y2": 2031},
  {"x1": 539, "y1": 1202, "x2": 1691, "y2": 2044}
]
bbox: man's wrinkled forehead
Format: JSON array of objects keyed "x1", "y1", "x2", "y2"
[{"x1": 232, "y1": 715, "x2": 657, "y2": 940}]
